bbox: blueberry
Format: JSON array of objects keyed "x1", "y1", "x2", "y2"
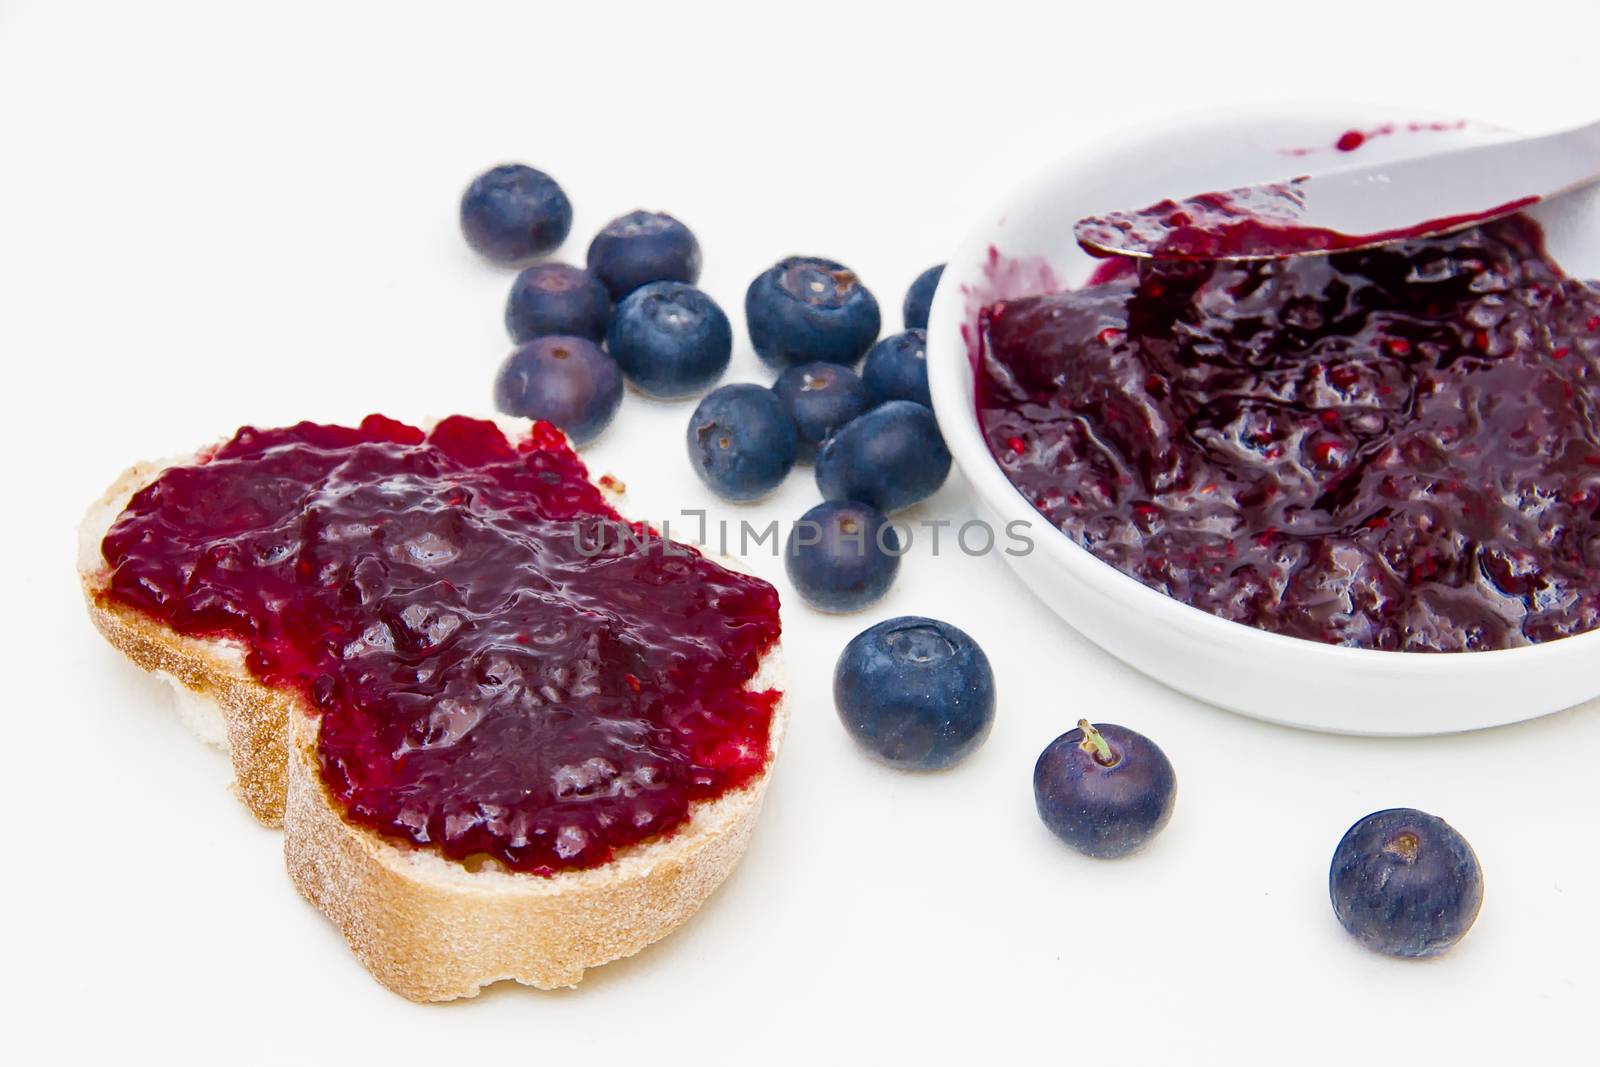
[
  {"x1": 785, "y1": 500, "x2": 900, "y2": 612},
  {"x1": 833, "y1": 616, "x2": 995, "y2": 770},
  {"x1": 460, "y1": 164, "x2": 573, "y2": 264},
  {"x1": 772, "y1": 362, "x2": 871, "y2": 461},
  {"x1": 745, "y1": 256, "x2": 881, "y2": 368},
  {"x1": 605, "y1": 281, "x2": 731, "y2": 398},
  {"x1": 492, "y1": 336, "x2": 623, "y2": 446},
  {"x1": 1033, "y1": 722, "x2": 1177, "y2": 859},
  {"x1": 686, "y1": 384, "x2": 799, "y2": 501},
  {"x1": 815, "y1": 400, "x2": 950, "y2": 513},
  {"x1": 505, "y1": 263, "x2": 611, "y2": 343},
  {"x1": 902, "y1": 263, "x2": 945, "y2": 329},
  {"x1": 1330, "y1": 808, "x2": 1483, "y2": 958},
  {"x1": 861, "y1": 329, "x2": 931, "y2": 407},
  {"x1": 587, "y1": 210, "x2": 702, "y2": 299}
]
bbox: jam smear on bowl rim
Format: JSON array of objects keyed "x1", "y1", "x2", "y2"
[
  {"x1": 98, "y1": 415, "x2": 782, "y2": 874},
  {"x1": 976, "y1": 215, "x2": 1600, "y2": 652}
]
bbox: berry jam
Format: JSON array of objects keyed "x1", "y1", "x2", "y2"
[
  {"x1": 977, "y1": 216, "x2": 1600, "y2": 651},
  {"x1": 1074, "y1": 177, "x2": 1538, "y2": 261},
  {"x1": 99, "y1": 416, "x2": 782, "y2": 872}
]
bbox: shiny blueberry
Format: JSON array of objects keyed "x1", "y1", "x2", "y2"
[
  {"x1": 785, "y1": 500, "x2": 900, "y2": 613},
  {"x1": 745, "y1": 256, "x2": 881, "y2": 368},
  {"x1": 492, "y1": 336, "x2": 623, "y2": 446},
  {"x1": 834, "y1": 616, "x2": 995, "y2": 770},
  {"x1": 902, "y1": 263, "x2": 944, "y2": 329},
  {"x1": 1033, "y1": 721, "x2": 1177, "y2": 859},
  {"x1": 587, "y1": 210, "x2": 702, "y2": 299},
  {"x1": 504, "y1": 263, "x2": 611, "y2": 343},
  {"x1": 772, "y1": 362, "x2": 871, "y2": 462},
  {"x1": 1330, "y1": 808, "x2": 1483, "y2": 958},
  {"x1": 606, "y1": 281, "x2": 731, "y2": 398},
  {"x1": 861, "y1": 329, "x2": 931, "y2": 408},
  {"x1": 816, "y1": 400, "x2": 950, "y2": 513},
  {"x1": 686, "y1": 384, "x2": 799, "y2": 501},
  {"x1": 460, "y1": 163, "x2": 573, "y2": 264}
]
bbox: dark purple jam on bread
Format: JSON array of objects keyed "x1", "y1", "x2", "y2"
[{"x1": 100, "y1": 415, "x2": 782, "y2": 873}]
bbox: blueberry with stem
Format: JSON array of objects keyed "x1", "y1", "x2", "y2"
[{"x1": 1033, "y1": 720, "x2": 1176, "y2": 858}]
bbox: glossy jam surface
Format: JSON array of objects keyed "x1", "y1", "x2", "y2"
[
  {"x1": 978, "y1": 217, "x2": 1600, "y2": 651},
  {"x1": 1074, "y1": 177, "x2": 1538, "y2": 261},
  {"x1": 101, "y1": 416, "x2": 782, "y2": 872}
]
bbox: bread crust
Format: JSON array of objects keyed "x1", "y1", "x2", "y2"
[
  {"x1": 79, "y1": 443, "x2": 786, "y2": 1001},
  {"x1": 84, "y1": 592, "x2": 295, "y2": 823}
]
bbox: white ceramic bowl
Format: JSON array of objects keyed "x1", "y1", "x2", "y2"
[{"x1": 926, "y1": 103, "x2": 1600, "y2": 736}]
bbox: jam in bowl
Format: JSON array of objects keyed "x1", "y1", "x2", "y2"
[{"x1": 926, "y1": 105, "x2": 1600, "y2": 734}]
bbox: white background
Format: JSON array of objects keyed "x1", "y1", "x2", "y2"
[{"x1": 6, "y1": 1, "x2": 1598, "y2": 1062}]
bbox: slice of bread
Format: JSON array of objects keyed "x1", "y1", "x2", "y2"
[{"x1": 77, "y1": 429, "x2": 786, "y2": 1002}]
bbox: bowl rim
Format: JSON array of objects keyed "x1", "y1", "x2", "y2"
[{"x1": 924, "y1": 100, "x2": 1600, "y2": 674}]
